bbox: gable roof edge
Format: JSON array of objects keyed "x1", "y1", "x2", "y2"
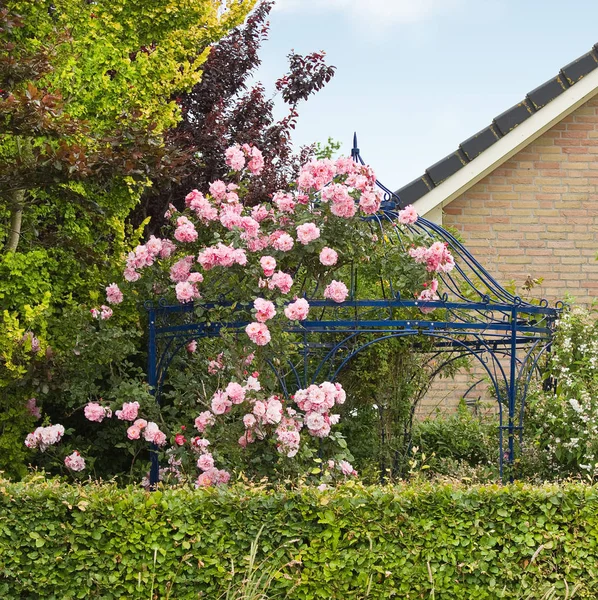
[{"x1": 411, "y1": 66, "x2": 598, "y2": 219}]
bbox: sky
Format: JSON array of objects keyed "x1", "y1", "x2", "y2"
[{"x1": 253, "y1": 0, "x2": 598, "y2": 189}]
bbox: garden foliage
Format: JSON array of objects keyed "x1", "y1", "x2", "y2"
[
  {"x1": 1, "y1": 478, "x2": 597, "y2": 598},
  {"x1": 523, "y1": 306, "x2": 598, "y2": 479},
  {"x1": 0, "y1": 0, "x2": 255, "y2": 476}
]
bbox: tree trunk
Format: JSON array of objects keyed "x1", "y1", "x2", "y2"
[{"x1": 4, "y1": 189, "x2": 25, "y2": 253}]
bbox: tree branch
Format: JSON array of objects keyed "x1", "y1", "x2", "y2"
[{"x1": 4, "y1": 188, "x2": 25, "y2": 253}]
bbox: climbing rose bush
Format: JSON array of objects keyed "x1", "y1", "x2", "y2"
[{"x1": 28, "y1": 145, "x2": 455, "y2": 486}]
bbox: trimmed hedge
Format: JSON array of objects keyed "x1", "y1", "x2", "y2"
[{"x1": 1, "y1": 478, "x2": 598, "y2": 599}]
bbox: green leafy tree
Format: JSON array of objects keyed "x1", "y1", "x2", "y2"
[{"x1": 0, "y1": 1, "x2": 256, "y2": 476}]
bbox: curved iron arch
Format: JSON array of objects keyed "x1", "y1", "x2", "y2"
[{"x1": 144, "y1": 136, "x2": 562, "y2": 485}]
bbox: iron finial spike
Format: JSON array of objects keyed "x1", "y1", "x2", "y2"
[{"x1": 351, "y1": 132, "x2": 359, "y2": 160}]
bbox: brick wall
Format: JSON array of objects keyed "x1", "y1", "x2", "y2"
[
  {"x1": 417, "y1": 95, "x2": 598, "y2": 416},
  {"x1": 442, "y1": 95, "x2": 598, "y2": 306}
]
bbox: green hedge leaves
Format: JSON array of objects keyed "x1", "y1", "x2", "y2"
[{"x1": 1, "y1": 479, "x2": 597, "y2": 598}]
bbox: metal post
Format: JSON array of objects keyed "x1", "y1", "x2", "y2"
[
  {"x1": 147, "y1": 305, "x2": 159, "y2": 488},
  {"x1": 508, "y1": 307, "x2": 518, "y2": 480}
]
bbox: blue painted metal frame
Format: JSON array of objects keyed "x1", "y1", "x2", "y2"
[{"x1": 145, "y1": 136, "x2": 562, "y2": 485}]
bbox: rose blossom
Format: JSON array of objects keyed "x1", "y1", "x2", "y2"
[
  {"x1": 144, "y1": 422, "x2": 167, "y2": 446},
  {"x1": 225, "y1": 144, "x2": 246, "y2": 171},
  {"x1": 417, "y1": 279, "x2": 440, "y2": 314},
  {"x1": 284, "y1": 298, "x2": 310, "y2": 321},
  {"x1": 245, "y1": 322, "x2": 271, "y2": 346},
  {"x1": 26, "y1": 397, "x2": 41, "y2": 419},
  {"x1": 191, "y1": 436, "x2": 210, "y2": 452},
  {"x1": 253, "y1": 400, "x2": 266, "y2": 419},
  {"x1": 187, "y1": 340, "x2": 197, "y2": 353},
  {"x1": 175, "y1": 281, "x2": 199, "y2": 303},
  {"x1": 100, "y1": 305, "x2": 113, "y2": 320},
  {"x1": 106, "y1": 283, "x2": 123, "y2": 304},
  {"x1": 115, "y1": 401, "x2": 139, "y2": 422},
  {"x1": 319, "y1": 247, "x2": 338, "y2": 266},
  {"x1": 197, "y1": 453, "x2": 215, "y2": 472},
  {"x1": 195, "y1": 411, "x2": 216, "y2": 433},
  {"x1": 260, "y1": 256, "x2": 276, "y2": 277},
  {"x1": 253, "y1": 298, "x2": 276, "y2": 323},
  {"x1": 398, "y1": 204, "x2": 418, "y2": 225},
  {"x1": 268, "y1": 271, "x2": 293, "y2": 294},
  {"x1": 273, "y1": 191, "x2": 296, "y2": 213},
  {"x1": 324, "y1": 280, "x2": 349, "y2": 303},
  {"x1": 84, "y1": 402, "x2": 110, "y2": 423},
  {"x1": 174, "y1": 217, "x2": 198, "y2": 243},
  {"x1": 209, "y1": 180, "x2": 227, "y2": 200},
  {"x1": 24, "y1": 424, "x2": 64, "y2": 451},
  {"x1": 211, "y1": 391, "x2": 232, "y2": 415},
  {"x1": 225, "y1": 382, "x2": 246, "y2": 404},
  {"x1": 271, "y1": 232, "x2": 294, "y2": 252},
  {"x1": 174, "y1": 433, "x2": 186, "y2": 446},
  {"x1": 296, "y1": 222, "x2": 321, "y2": 245},
  {"x1": 243, "y1": 413, "x2": 257, "y2": 429},
  {"x1": 358, "y1": 190, "x2": 381, "y2": 215},
  {"x1": 64, "y1": 451, "x2": 86, "y2": 472},
  {"x1": 245, "y1": 145, "x2": 264, "y2": 175},
  {"x1": 127, "y1": 425, "x2": 141, "y2": 440},
  {"x1": 338, "y1": 460, "x2": 357, "y2": 476},
  {"x1": 170, "y1": 256, "x2": 194, "y2": 282}
]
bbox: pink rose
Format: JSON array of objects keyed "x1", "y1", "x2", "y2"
[
  {"x1": 319, "y1": 247, "x2": 338, "y2": 266},
  {"x1": 324, "y1": 280, "x2": 349, "y2": 303},
  {"x1": 271, "y1": 232, "x2": 294, "y2": 252},
  {"x1": 106, "y1": 283, "x2": 123, "y2": 305},
  {"x1": 225, "y1": 145, "x2": 246, "y2": 171},
  {"x1": 268, "y1": 271, "x2": 293, "y2": 294},
  {"x1": 197, "y1": 453, "x2": 215, "y2": 472},
  {"x1": 115, "y1": 401, "x2": 139, "y2": 422},
  {"x1": 358, "y1": 189, "x2": 381, "y2": 215},
  {"x1": 84, "y1": 402, "x2": 109, "y2": 423},
  {"x1": 64, "y1": 451, "x2": 86, "y2": 472},
  {"x1": 253, "y1": 298, "x2": 276, "y2": 323},
  {"x1": 100, "y1": 305, "x2": 113, "y2": 320},
  {"x1": 211, "y1": 391, "x2": 232, "y2": 415},
  {"x1": 225, "y1": 382, "x2": 246, "y2": 404},
  {"x1": 398, "y1": 204, "x2": 418, "y2": 225},
  {"x1": 245, "y1": 322, "x2": 271, "y2": 346},
  {"x1": 175, "y1": 281, "x2": 199, "y2": 303},
  {"x1": 243, "y1": 413, "x2": 257, "y2": 429},
  {"x1": 260, "y1": 256, "x2": 276, "y2": 277},
  {"x1": 296, "y1": 222, "x2": 320, "y2": 245},
  {"x1": 273, "y1": 191, "x2": 296, "y2": 213},
  {"x1": 127, "y1": 425, "x2": 141, "y2": 440},
  {"x1": 209, "y1": 180, "x2": 228, "y2": 200},
  {"x1": 284, "y1": 298, "x2": 310, "y2": 321}
]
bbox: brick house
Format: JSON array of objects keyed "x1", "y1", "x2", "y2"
[
  {"x1": 392, "y1": 45, "x2": 598, "y2": 413},
  {"x1": 396, "y1": 44, "x2": 598, "y2": 308}
]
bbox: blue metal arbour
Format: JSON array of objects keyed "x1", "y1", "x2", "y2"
[{"x1": 145, "y1": 136, "x2": 561, "y2": 485}]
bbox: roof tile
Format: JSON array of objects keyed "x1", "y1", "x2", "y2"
[
  {"x1": 426, "y1": 151, "x2": 468, "y2": 186},
  {"x1": 561, "y1": 51, "x2": 598, "y2": 85},
  {"x1": 527, "y1": 76, "x2": 568, "y2": 110},
  {"x1": 493, "y1": 100, "x2": 535, "y2": 136},
  {"x1": 395, "y1": 175, "x2": 433, "y2": 206},
  {"x1": 460, "y1": 126, "x2": 501, "y2": 161}
]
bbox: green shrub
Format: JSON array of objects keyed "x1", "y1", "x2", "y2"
[
  {"x1": 1, "y1": 478, "x2": 598, "y2": 598},
  {"x1": 412, "y1": 401, "x2": 498, "y2": 477}
]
